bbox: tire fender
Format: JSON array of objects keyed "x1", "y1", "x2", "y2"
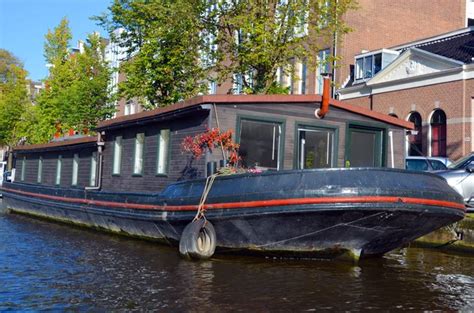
[{"x1": 179, "y1": 219, "x2": 216, "y2": 260}]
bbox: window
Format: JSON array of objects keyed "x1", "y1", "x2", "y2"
[
  {"x1": 297, "y1": 127, "x2": 335, "y2": 169},
  {"x1": 124, "y1": 100, "x2": 136, "y2": 115},
  {"x1": 37, "y1": 157, "x2": 43, "y2": 183},
  {"x1": 56, "y1": 155, "x2": 62, "y2": 185},
  {"x1": 90, "y1": 152, "x2": 97, "y2": 187},
  {"x1": 299, "y1": 61, "x2": 307, "y2": 94},
  {"x1": 72, "y1": 153, "x2": 79, "y2": 186},
  {"x1": 408, "y1": 112, "x2": 423, "y2": 156},
  {"x1": 316, "y1": 49, "x2": 330, "y2": 94},
  {"x1": 157, "y1": 129, "x2": 170, "y2": 174},
  {"x1": 431, "y1": 109, "x2": 447, "y2": 157},
  {"x1": 133, "y1": 133, "x2": 145, "y2": 175},
  {"x1": 21, "y1": 157, "x2": 26, "y2": 181},
  {"x1": 354, "y1": 50, "x2": 398, "y2": 82},
  {"x1": 112, "y1": 136, "x2": 122, "y2": 175},
  {"x1": 238, "y1": 119, "x2": 282, "y2": 170},
  {"x1": 346, "y1": 125, "x2": 384, "y2": 167}
]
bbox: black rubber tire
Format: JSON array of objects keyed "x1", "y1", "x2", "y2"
[{"x1": 179, "y1": 219, "x2": 216, "y2": 260}]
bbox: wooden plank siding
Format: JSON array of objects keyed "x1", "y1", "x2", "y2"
[
  {"x1": 207, "y1": 102, "x2": 406, "y2": 169},
  {"x1": 100, "y1": 111, "x2": 209, "y2": 193},
  {"x1": 15, "y1": 148, "x2": 96, "y2": 188},
  {"x1": 12, "y1": 100, "x2": 407, "y2": 194}
]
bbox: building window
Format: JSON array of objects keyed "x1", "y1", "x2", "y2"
[
  {"x1": 354, "y1": 50, "x2": 399, "y2": 82},
  {"x1": 124, "y1": 100, "x2": 136, "y2": 115},
  {"x1": 21, "y1": 157, "x2": 26, "y2": 181},
  {"x1": 133, "y1": 133, "x2": 145, "y2": 175},
  {"x1": 297, "y1": 127, "x2": 335, "y2": 169},
  {"x1": 238, "y1": 118, "x2": 283, "y2": 170},
  {"x1": 112, "y1": 136, "x2": 122, "y2": 175},
  {"x1": 90, "y1": 152, "x2": 97, "y2": 187},
  {"x1": 408, "y1": 112, "x2": 423, "y2": 156},
  {"x1": 431, "y1": 109, "x2": 447, "y2": 157},
  {"x1": 157, "y1": 129, "x2": 170, "y2": 175},
  {"x1": 299, "y1": 61, "x2": 307, "y2": 95},
  {"x1": 316, "y1": 49, "x2": 330, "y2": 94},
  {"x1": 72, "y1": 153, "x2": 79, "y2": 186},
  {"x1": 346, "y1": 125, "x2": 384, "y2": 167},
  {"x1": 55, "y1": 155, "x2": 62, "y2": 185},
  {"x1": 37, "y1": 157, "x2": 43, "y2": 183}
]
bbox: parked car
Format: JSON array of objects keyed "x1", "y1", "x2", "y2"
[
  {"x1": 436, "y1": 153, "x2": 474, "y2": 207},
  {"x1": 405, "y1": 156, "x2": 450, "y2": 172}
]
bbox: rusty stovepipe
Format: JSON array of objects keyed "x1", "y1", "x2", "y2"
[{"x1": 315, "y1": 76, "x2": 331, "y2": 119}]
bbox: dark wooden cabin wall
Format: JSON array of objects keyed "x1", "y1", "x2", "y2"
[
  {"x1": 100, "y1": 112, "x2": 208, "y2": 193},
  {"x1": 207, "y1": 103, "x2": 406, "y2": 169},
  {"x1": 15, "y1": 147, "x2": 95, "y2": 188}
]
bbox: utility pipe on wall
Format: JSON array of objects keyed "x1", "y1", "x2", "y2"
[{"x1": 315, "y1": 76, "x2": 331, "y2": 119}]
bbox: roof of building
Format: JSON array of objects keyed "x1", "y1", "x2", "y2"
[
  {"x1": 96, "y1": 94, "x2": 414, "y2": 130},
  {"x1": 342, "y1": 27, "x2": 474, "y2": 90},
  {"x1": 14, "y1": 136, "x2": 97, "y2": 153},
  {"x1": 406, "y1": 30, "x2": 474, "y2": 64}
]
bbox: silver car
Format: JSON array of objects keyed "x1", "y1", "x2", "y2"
[{"x1": 435, "y1": 153, "x2": 474, "y2": 206}]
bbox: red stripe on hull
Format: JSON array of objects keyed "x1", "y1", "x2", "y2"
[{"x1": 1, "y1": 187, "x2": 466, "y2": 212}]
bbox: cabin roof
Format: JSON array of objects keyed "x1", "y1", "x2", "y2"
[
  {"x1": 13, "y1": 136, "x2": 97, "y2": 153},
  {"x1": 96, "y1": 95, "x2": 414, "y2": 130}
]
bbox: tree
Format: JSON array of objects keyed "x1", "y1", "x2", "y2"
[
  {"x1": 209, "y1": 0, "x2": 356, "y2": 94},
  {"x1": 98, "y1": 0, "x2": 356, "y2": 106},
  {"x1": 33, "y1": 21, "x2": 114, "y2": 143},
  {"x1": 96, "y1": 0, "x2": 210, "y2": 109},
  {"x1": 44, "y1": 17, "x2": 72, "y2": 65},
  {"x1": 0, "y1": 49, "x2": 35, "y2": 147}
]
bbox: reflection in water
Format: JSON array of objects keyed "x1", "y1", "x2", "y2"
[{"x1": 0, "y1": 210, "x2": 473, "y2": 311}]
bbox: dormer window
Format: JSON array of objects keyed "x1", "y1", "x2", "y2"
[{"x1": 354, "y1": 49, "x2": 399, "y2": 82}]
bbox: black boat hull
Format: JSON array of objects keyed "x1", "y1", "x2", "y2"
[{"x1": 1, "y1": 168, "x2": 466, "y2": 260}]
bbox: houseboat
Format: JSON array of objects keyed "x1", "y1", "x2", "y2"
[{"x1": 1, "y1": 92, "x2": 466, "y2": 261}]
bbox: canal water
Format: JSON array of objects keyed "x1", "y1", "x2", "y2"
[{"x1": 1, "y1": 209, "x2": 473, "y2": 312}]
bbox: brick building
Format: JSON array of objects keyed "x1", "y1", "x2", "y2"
[
  {"x1": 108, "y1": 1, "x2": 473, "y2": 117},
  {"x1": 338, "y1": 27, "x2": 474, "y2": 160}
]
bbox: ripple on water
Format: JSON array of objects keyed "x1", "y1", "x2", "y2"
[{"x1": 0, "y1": 211, "x2": 473, "y2": 311}]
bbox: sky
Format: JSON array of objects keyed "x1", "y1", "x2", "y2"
[{"x1": 0, "y1": 0, "x2": 111, "y2": 81}]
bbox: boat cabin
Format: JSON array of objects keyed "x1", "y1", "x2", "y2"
[{"x1": 13, "y1": 95, "x2": 413, "y2": 193}]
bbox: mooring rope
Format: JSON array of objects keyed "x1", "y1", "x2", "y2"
[{"x1": 193, "y1": 173, "x2": 219, "y2": 221}]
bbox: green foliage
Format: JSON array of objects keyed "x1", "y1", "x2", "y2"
[
  {"x1": 0, "y1": 49, "x2": 36, "y2": 147},
  {"x1": 33, "y1": 21, "x2": 114, "y2": 143},
  {"x1": 96, "y1": 0, "x2": 209, "y2": 109},
  {"x1": 98, "y1": 0, "x2": 356, "y2": 104},
  {"x1": 210, "y1": 0, "x2": 356, "y2": 94},
  {"x1": 44, "y1": 17, "x2": 72, "y2": 65}
]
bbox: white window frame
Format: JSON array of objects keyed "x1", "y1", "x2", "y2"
[
  {"x1": 133, "y1": 133, "x2": 145, "y2": 175},
  {"x1": 21, "y1": 157, "x2": 26, "y2": 181},
  {"x1": 55, "y1": 155, "x2": 62, "y2": 185},
  {"x1": 157, "y1": 129, "x2": 170, "y2": 175},
  {"x1": 90, "y1": 152, "x2": 97, "y2": 187},
  {"x1": 72, "y1": 153, "x2": 79, "y2": 186},
  {"x1": 37, "y1": 157, "x2": 43, "y2": 183},
  {"x1": 112, "y1": 136, "x2": 122, "y2": 175}
]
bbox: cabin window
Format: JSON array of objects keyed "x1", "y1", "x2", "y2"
[
  {"x1": 72, "y1": 153, "x2": 79, "y2": 186},
  {"x1": 346, "y1": 125, "x2": 384, "y2": 167},
  {"x1": 430, "y1": 109, "x2": 447, "y2": 157},
  {"x1": 112, "y1": 136, "x2": 122, "y2": 175},
  {"x1": 37, "y1": 157, "x2": 43, "y2": 183},
  {"x1": 297, "y1": 127, "x2": 335, "y2": 169},
  {"x1": 238, "y1": 118, "x2": 283, "y2": 170},
  {"x1": 157, "y1": 129, "x2": 170, "y2": 175},
  {"x1": 55, "y1": 155, "x2": 62, "y2": 185},
  {"x1": 133, "y1": 133, "x2": 145, "y2": 175},
  {"x1": 20, "y1": 157, "x2": 26, "y2": 181},
  {"x1": 90, "y1": 152, "x2": 97, "y2": 186}
]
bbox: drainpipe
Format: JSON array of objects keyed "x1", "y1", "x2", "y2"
[
  {"x1": 315, "y1": 76, "x2": 331, "y2": 119},
  {"x1": 85, "y1": 132, "x2": 104, "y2": 191}
]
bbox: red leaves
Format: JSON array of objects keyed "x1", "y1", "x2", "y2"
[{"x1": 181, "y1": 128, "x2": 240, "y2": 165}]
